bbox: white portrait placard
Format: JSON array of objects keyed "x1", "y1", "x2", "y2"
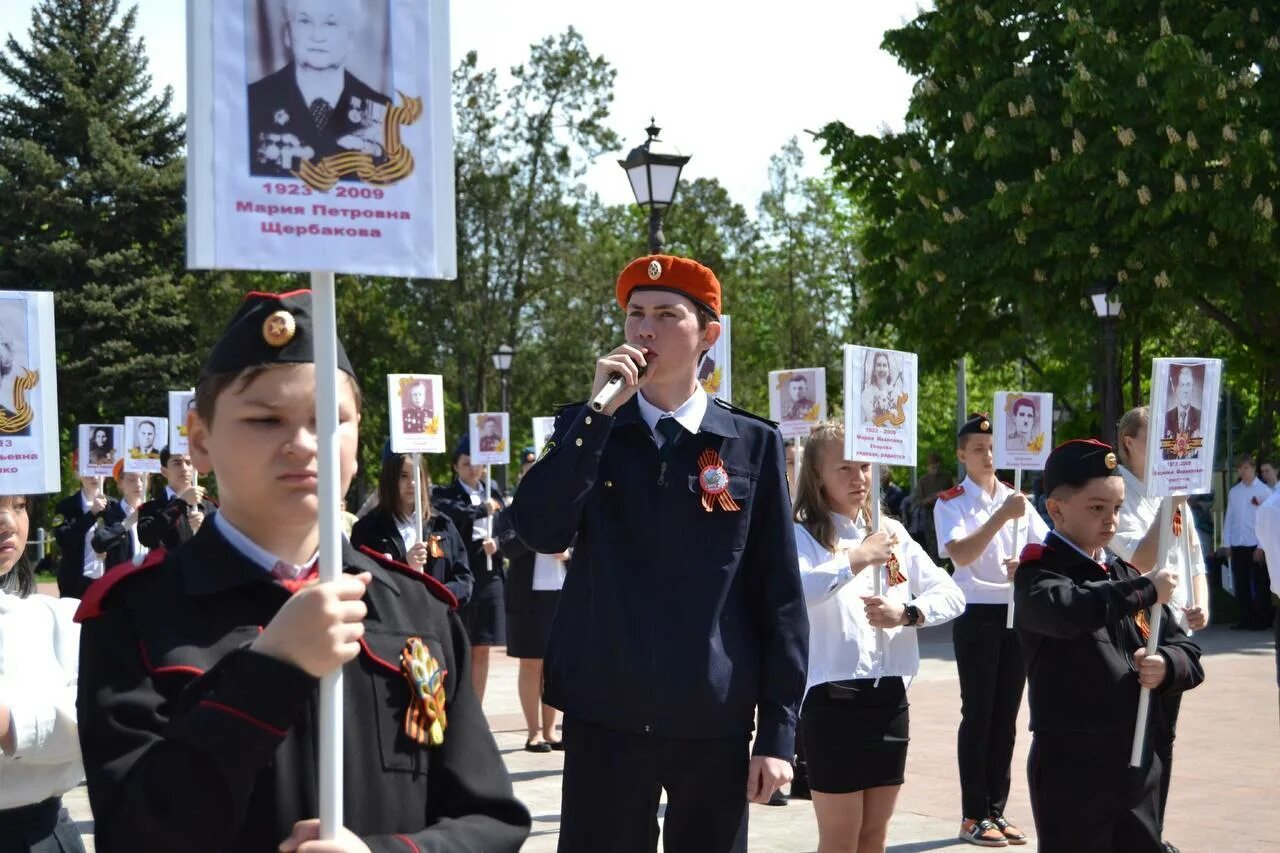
[
  {"x1": 0, "y1": 291, "x2": 60, "y2": 494},
  {"x1": 769, "y1": 367, "x2": 826, "y2": 439},
  {"x1": 468, "y1": 412, "x2": 509, "y2": 466},
  {"x1": 993, "y1": 391, "x2": 1053, "y2": 470},
  {"x1": 124, "y1": 416, "x2": 168, "y2": 474},
  {"x1": 186, "y1": 0, "x2": 456, "y2": 278},
  {"x1": 168, "y1": 389, "x2": 197, "y2": 454},
  {"x1": 78, "y1": 425, "x2": 125, "y2": 478},
  {"x1": 1144, "y1": 358, "x2": 1222, "y2": 497},
  {"x1": 699, "y1": 314, "x2": 731, "y2": 403},
  {"x1": 843, "y1": 345, "x2": 918, "y2": 467},
  {"x1": 387, "y1": 374, "x2": 445, "y2": 454},
  {"x1": 532, "y1": 416, "x2": 556, "y2": 457}
]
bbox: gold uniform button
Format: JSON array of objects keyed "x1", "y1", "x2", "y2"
[
  {"x1": 585, "y1": 416, "x2": 593, "y2": 425},
  {"x1": 605, "y1": 480, "x2": 613, "y2": 488},
  {"x1": 575, "y1": 438, "x2": 583, "y2": 447}
]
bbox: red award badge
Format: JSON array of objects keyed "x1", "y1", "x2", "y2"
[{"x1": 697, "y1": 449, "x2": 741, "y2": 513}]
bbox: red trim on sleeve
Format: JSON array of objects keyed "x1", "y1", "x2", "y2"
[
  {"x1": 137, "y1": 640, "x2": 206, "y2": 677},
  {"x1": 358, "y1": 637, "x2": 402, "y2": 675},
  {"x1": 74, "y1": 548, "x2": 168, "y2": 622},
  {"x1": 1019, "y1": 543, "x2": 1047, "y2": 563},
  {"x1": 393, "y1": 836, "x2": 421, "y2": 853},
  {"x1": 356, "y1": 545, "x2": 459, "y2": 610},
  {"x1": 197, "y1": 700, "x2": 287, "y2": 738}
]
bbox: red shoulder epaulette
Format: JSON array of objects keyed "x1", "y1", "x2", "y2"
[
  {"x1": 74, "y1": 549, "x2": 168, "y2": 623},
  {"x1": 1019, "y1": 542, "x2": 1047, "y2": 563},
  {"x1": 357, "y1": 545, "x2": 458, "y2": 611},
  {"x1": 939, "y1": 484, "x2": 965, "y2": 501}
]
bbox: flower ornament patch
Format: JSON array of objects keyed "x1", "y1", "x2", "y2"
[{"x1": 697, "y1": 449, "x2": 741, "y2": 512}]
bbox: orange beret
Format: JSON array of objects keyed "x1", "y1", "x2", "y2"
[
  {"x1": 112, "y1": 458, "x2": 125, "y2": 481},
  {"x1": 616, "y1": 255, "x2": 721, "y2": 316}
]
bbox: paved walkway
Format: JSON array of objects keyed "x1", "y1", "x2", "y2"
[{"x1": 60, "y1": 621, "x2": 1278, "y2": 851}]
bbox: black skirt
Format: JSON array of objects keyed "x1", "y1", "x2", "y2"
[
  {"x1": 506, "y1": 589, "x2": 560, "y2": 659},
  {"x1": 799, "y1": 677, "x2": 910, "y2": 794},
  {"x1": 461, "y1": 572, "x2": 506, "y2": 647},
  {"x1": 0, "y1": 797, "x2": 85, "y2": 853}
]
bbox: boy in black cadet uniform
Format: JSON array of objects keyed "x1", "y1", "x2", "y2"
[
  {"x1": 934, "y1": 414, "x2": 1049, "y2": 848},
  {"x1": 75, "y1": 291, "x2": 530, "y2": 853},
  {"x1": 430, "y1": 437, "x2": 506, "y2": 704},
  {"x1": 1015, "y1": 439, "x2": 1203, "y2": 853},
  {"x1": 52, "y1": 467, "x2": 118, "y2": 598},
  {"x1": 136, "y1": 445, "x2": 217, "y2": 551},
  {"x1": 511, "y1": 255, "x2": 809, "y2": 853}
]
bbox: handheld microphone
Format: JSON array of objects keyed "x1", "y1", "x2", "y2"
[{"x1": 589, "y1": 355, "x2": 648, "y2": 413}]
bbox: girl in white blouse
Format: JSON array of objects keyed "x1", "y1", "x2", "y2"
[
  {"x1": 0, "y1": 494, "x2": 85, "y2": 852},
  {"x1": 793, "y1": 423, "x2": 964, "y2": 853}
]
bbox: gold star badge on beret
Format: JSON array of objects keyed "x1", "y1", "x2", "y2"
[
  {"x1": 647, "y1": 259, "x2": 662, "y2": 280},
  {"x1": 1104, "y1": 452, "x2": 1118, "y2": 470},
  {"x1": 980, "y1": 419, "x2": 991, "y2": 432},
  {"x1": 262, "y1": 310, "x2": 296, "y2": 347}
]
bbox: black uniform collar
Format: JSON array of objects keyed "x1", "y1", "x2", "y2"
[{"x1": 609, "y1": 394, "x2": 739, "y2": 439}]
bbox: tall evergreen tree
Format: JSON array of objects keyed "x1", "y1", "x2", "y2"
[{"x1": 0, "y1": 0, "x2": 190, "y2": 423}]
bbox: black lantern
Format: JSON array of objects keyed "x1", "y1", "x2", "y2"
[{"x1": 618, "y1": 119, "x2": 691, "y2": 254}]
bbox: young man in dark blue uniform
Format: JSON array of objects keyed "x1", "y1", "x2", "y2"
[
  {"x1": 75, "y1": 290, "x2": 529, "y2": 852},
  {"x1": 52, "y1": 469, "x2": 118, "y2": 598},
  {"x1": 1015, "y1": 439, "x2": 1204, "y2": 853},
  {"x1": 135, "y1": 447, "x2": 217, "y2": 551},
  {"x1": 511, "y1": 255, "x2": 809, "y2": 853}
]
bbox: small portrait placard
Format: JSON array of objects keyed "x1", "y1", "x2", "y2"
[
  {"x1": 78, "y1": 425, "x2": 124, "y2": 478},
  {"x1": 124, "y1": 416, "x2": 168, "y2": 474},
  {"x1": 0, "y1": 291, "x2": 60, "y2": 494},
  {"x1": 699, "y1": 314, "x2": 732, "y2": 402},
  {"x1": 1144, "y1": 358, "x2": 1222, "y2": 497},
  {"x1": 168, "y1": 390, "x2": 197, "y2": 454},
  {"x1": 843, "y1": 345, "x2": 918, "y2": 466},
  {"x1": 769, "y1": 367, "x2": 826, "y2": 439},
  {"x1": 468, "y1": 412, "x2": 509, "y2": 466},
  {"x1": 388, "y1": 374, "x2": 445, "y2": 454},
  {"x1": 993, "y1": 391, "x2": 1053, "y2": 471}
]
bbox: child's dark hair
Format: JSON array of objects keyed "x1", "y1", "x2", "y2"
[
  {"x1": 0, "y1": 494, "x2": 34, "y2": 597},
  {"x1": 378, "y1": 451, "x2": 429, "y2": 524},
  {"x1": 195, "y1": 365, "x2": 364, "y2": 425}
]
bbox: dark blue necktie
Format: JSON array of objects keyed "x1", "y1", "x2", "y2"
[{"x1": 655, "y1": 416, "x2": 683, "y2": 460}]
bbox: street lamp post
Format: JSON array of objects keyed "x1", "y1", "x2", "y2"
[
  {"x1": 492, "y1": 343, "x2": 514, "y2": 489},
  {"x1": 1089, "y1": 281, "x2": 1123, "y2": 446},
  {"x1": 618, "y1": 119, "x2": 691, "y2": 254}
]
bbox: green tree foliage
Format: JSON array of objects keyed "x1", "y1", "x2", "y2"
[
  {"x1": 0, "y1": 0, "x2": 191, "y2": 424},
  {"x1": 819, "y1": 1, "x2": 1280, "y2": 456}
]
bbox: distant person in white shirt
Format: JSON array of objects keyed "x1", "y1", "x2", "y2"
[
  {"x1": 1252, "y1": 488, "x2": 1280, "y2": 706},
  {"x1": 1260, "y1": 460, "x2": 1278, "y2": 489},
  {"x1": 934, "y1": 413, "x2": 1048, "y2": 848},
  {"x1": 792, "y1": 421, "x2": 964, "y2": 853},
  {"x1": 0, "y1": 493, "x2": 86, "y2": 851},
  {"x1": 1222, "y1": 453, "x2": 1274, "y2": 630}
]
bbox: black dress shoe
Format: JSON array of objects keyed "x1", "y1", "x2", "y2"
[
  {"x1": 1163, "y1": 842, "x2": 1180, "y2": 853},
  {"x1": 547, "y1": 739, "x2": 565, "y2": 751},
  {"x1": 525, "y1": 740, "x2": 553, "y2": 753}
]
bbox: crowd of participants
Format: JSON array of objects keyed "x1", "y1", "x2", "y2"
[{"x1": 0, "y1": 257, "x2": 1275, "y2": 852}]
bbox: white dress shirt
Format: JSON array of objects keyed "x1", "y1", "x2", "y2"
[
  {"x1": 635, "y1": 386, "x2": 708, "y2": 447},
  {"x1": 212, "y1": 513, "x2": 317, "y2": 578},
  {"x1": 1255, "y1": 489, "x2": 1280, "y2": 595},
  {"x1": 1111, "y1": 466, "x2": 1204, "y2": 630},
  {"x1": 933, "y1": 476, "x2": 1050, "y2": 604},
  {"x1": 0, "y1": 590, "x2": 84, "y2": 808},
  {"x1": 122, "y1": 500, "x2": 148, "y2": 564},
  {"x1": 79, "y1": 491, "x2": 105, "y2": 580},
  {"x1": 462, "y1": 480, "x2": 493, "y2": 541},
  {"x1": 396, "y1": 516, "x2": 419, "y2": 552},
  {"x1": 1223, "y1": 478, "x2": 1274, "y2": 547},
  {"x1": 797, "y1": 512, "x2": 965, "y2": 692}
]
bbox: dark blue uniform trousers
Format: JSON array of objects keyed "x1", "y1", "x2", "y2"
[{"x1": 558, "y1": 716, "x2": 749, "y2": 853}]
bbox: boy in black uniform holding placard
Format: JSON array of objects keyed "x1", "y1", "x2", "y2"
[
  {"x1": 1015, "y1": 439, "x2": 1203, "y2": 853},
  {"x1": 75, "y1": 291, "x2": 529, "y2": 852}
]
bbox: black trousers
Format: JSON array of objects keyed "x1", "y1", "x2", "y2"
[
  {"x1": 953, "y1": 603, "x2": 1025, "y2": 819},
  {"x1": 1028, "y1": 733, "x2": 1163, "y2": 853},
  {"x1": 558, "y1": 716, "x2": 749, "y2": 853},
  {"x1": 1154, "y1": 693, "x2": 1182, "y2": 834},
  {"x1": 0, "y1": 798, "x2": 85, "y2": 853},
  {"x1": 1230, "y1": 546, "x2": 1273, "y2": 626}
]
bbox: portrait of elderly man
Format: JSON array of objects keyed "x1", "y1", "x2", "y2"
[
  {"x1": 1161, "y1": 365, "x2": 1203, "y2": 460},
  {"x1": 247, "y1": 0, "x2": 393, "y2": 177},
  {"x1": 478, "y1": 416, "x2": 503, "y2": 454},
  {"x1": 401, "y1": 379, "x2": 434, "y2": 434},
  {"x1": 132, "y1": 420, "x2": 159, "y2": 460},
  {"x1": 0, "y1": 321, "x2": 31, "y2": 436}
]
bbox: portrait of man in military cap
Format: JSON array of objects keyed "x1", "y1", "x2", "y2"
[
  {"x1": 400, "y1": 377, "x2": 434, "y2": 434},
  {"x1": 245, "y1": 0, "x2": 394, "y2": 178}
]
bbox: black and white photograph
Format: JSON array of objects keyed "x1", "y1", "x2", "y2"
[
  {"x1": 78, "y1": 424, "x2": 124, "y2": 478},
  {"x1": 769, "y1": 367, "x2": 826, "y2": 439},
  {"x1": 993, "y1": 390, "x2": 1052, "y2": 470},
  {"x1": 1144, "y1": 357, "x2": 1222, "y2": 497},
  {"x1": 0, "y1": 290, "x2": 59, "y2": 494},
  {"x1": 387, "y1": 373, "x2": 445, "y2": 454},
  {"x1": 468, "y1": 411, "x2": 509, "y2": 466},
  {"x1": 124, "y1": 415, "x2": 168, "y2": 474}
]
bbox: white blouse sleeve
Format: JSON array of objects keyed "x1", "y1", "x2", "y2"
[
  {"x1": 6, "y1": 597, "x2": 80, "y2": 765},
  {"x1": 900, "y1": 523, "x2": 965, "y2": 626},
  {"x1": 795, "y1": 523, "x2": 854, "y2": 605}
]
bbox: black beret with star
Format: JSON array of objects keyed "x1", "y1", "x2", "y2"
[
  {"x1": 1043, "y1": 438, "x2": 1120, "y2": 494},
  {"x1": 958, "y1": 412, "x2": 993, "y2": 438},
  {"x1": 198, "y1": 289, "x2": 354, "y2": 383}
]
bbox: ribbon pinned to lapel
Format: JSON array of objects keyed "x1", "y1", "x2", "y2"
[{"x1": 697, "y1": 449, "x2": 741, "y2": 513}]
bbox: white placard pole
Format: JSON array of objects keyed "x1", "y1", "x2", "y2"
[
  {"x1": 871, "y1": 464, "x2": 885, "y2": 657},
  {"x1": 485, "y1": 463, "x2": 493, "y2": 577},
  {"x1": 1130, "y1": 498, "x2": 1172, "y2": 768},
  {"x1": 1006, "y1": 469, "x2": 1023, "y2": 630},
  {"x1": 312, "y1": 270, "x2": 344, "y2": 838},
  {"x1": 412, "y1": 453, "x2": 424, "y2": 558},
  {"x1": 792, "y1": 437, "x2": 802, "y2": 491},
  {"x1": 1180, "y1": 509, "x2": 1203, "y2": 631}
]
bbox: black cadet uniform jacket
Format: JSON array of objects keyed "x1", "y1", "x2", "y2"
[
  {"x1": 91, "y1": 501, "x2": 142, "y2": 572},
  {"x1": 431, "y1": 480, "x2": 507, "y2": 588},
  {"x1": 509, "y1": 396, "x2": 809, "y2": 759},
  {"x1": 350, "y1": 509, "x2": 475, "y2": 607},
  {"x1": 1014, "y1": 532, "x2": 1204, "y2": 736},
  {"x1": 75, "y1": 521, "x2": 530, "y2": 853},
  {"x1": 136, "y1": 492, "x2": 218, "y2": 551},
  {"x1": 53, "y1": 492, "x2": 119, "y2": 599}
]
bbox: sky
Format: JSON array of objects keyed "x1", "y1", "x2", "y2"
[{"x1": 5, "y1": 0, "x2": 924, "y2": 211}]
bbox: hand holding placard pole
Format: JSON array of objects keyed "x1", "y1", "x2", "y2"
[
  {"x1": 1006, "y1": 469, "x2": 1023, "y2": 630},
  {"x1": 1130, "y1": 498, "x2": 1173, "y2": 768}
]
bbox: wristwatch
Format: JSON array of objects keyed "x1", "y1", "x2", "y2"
[{"x1": 902, "y1": 604, "x2": 922, "y2": 627}]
